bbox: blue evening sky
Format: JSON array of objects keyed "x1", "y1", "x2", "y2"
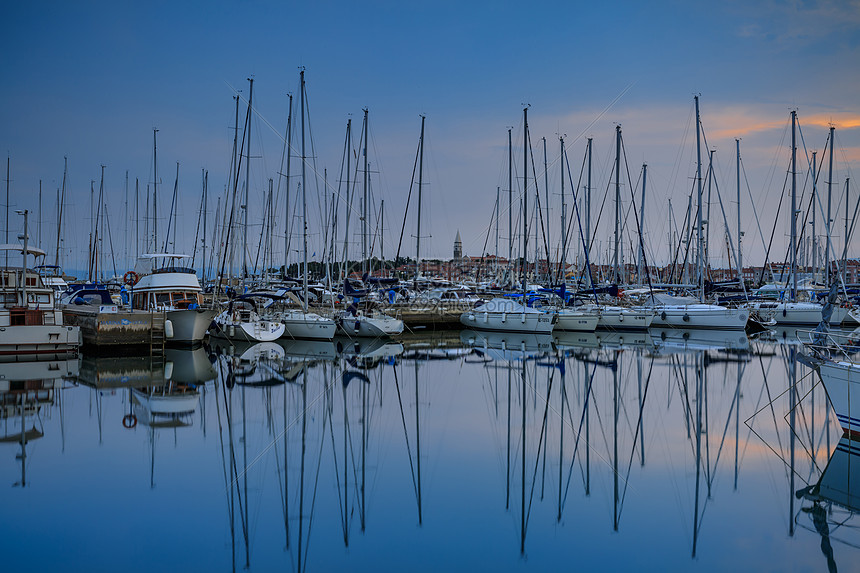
[{"x1": 2, "y1": 0, "x2": 858, "y2": 275}]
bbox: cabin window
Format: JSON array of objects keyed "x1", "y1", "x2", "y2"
[
  {"x1": 156, "y1": 293, "x2": 171, "y2": 307},
  {"x1": 133, "y1": 294, "x2": 146, "y2": 309}
]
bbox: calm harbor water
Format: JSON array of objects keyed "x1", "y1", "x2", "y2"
[{"x1": 2, "y1": 327, "x2": 858, "y2": 572}]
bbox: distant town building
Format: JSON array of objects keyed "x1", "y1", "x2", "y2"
[{"x1": 453, "y1": 230, "x2": 462, "y2": 260}]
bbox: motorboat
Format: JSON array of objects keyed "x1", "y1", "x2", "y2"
[
  {"x1": 0, "y1": 244, "x2": 81, "y2": 356},
  {"x1": 128, "y1": 254, "x2": 217, "y2": 344}
]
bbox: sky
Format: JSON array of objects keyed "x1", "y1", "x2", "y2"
[{"x1": 2, "y1": 0, "x2": 859, "y2": 278}]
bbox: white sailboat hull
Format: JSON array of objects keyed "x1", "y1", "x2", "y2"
[
  {"x1": 649, "y1": 304, "x2": 748, "y2": 330},
  {"x1": 554, "y1": 309, "x2": 598, "y2": 332},
  {"x1": 744, "y1": 301, "x2": 848, "y2": 326},
  {"x1": 336, "y1": 312, "x2": 404, "y2": 337},
  {"x1": 279, "y1": 310, "x2": 337, "y2": 340},
  {"x1": 460, "y1": 306, "x2": 556, "y2": 334},
  {"x1": 818, "y1": 360, "x2": 860, "y2": 437},
  {"x1": 212, "y1": 311, "x2": 286, "y2": 343}
]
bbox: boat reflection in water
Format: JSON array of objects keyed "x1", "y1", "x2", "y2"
[
  {"x1": 797, "y1": 436, "x2": 860, "y2": 572},
  {"x1": 9, "y1": 324, "x2": 860, "y2": 571},
  {"x1": 0, "y1": 356, "x2": 79, "y2": 487}
]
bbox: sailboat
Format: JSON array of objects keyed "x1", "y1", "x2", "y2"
[
  {"x1": 461, "y1": 107, "x2": 557, "y2": 334},
  {"x1": 648, "y1": 97, "x2": 749, "y2": 330},
  {"x1": 743, "y1": 115, "x2": 848, "y2": 326},
  {"x1": 277, "y1": 70, "x2": 336, "y2": 341},
  {"x1": 334, "y1": 107, "x2": 403, "y2": 338}
]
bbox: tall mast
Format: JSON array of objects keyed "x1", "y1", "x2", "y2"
[
  {"x1": 637, "y1": 164, "x2": 647, "y2": 284},
  {"x1": 153, "y1": 128, "x2": 158, "y2": 252},
  {"x1": 38, "y1": 180, "x2": 42, "y2": 248},
  {"x1": 495, "y1": 186, "x2": 500, "y2": 276},
  {"x1": 283, "y1": 93, "x2": 293, "y2": 277},
  {"x1": 543, "y1": 136, "x2": 549, "y2": 280},
  {"x1": 508, "y1": 128, "x2": 513, "y2": 276},
  {"x1": 300, "y1": 69, "x2": 309, "y2": 311},
  {"x1": 202, "y1": 170, "x2": 208, "y2": 282},
  {"x1": 230, "y1": 95, "x2": 239, "y2": 279},
  {"x1": 737, "y1": 139, "x2": 743, "y2": 285},
  {"x1": 811, "y1": 151, "x2": 817, "y2": 285},
  {"x1": 415, "y1": 115, "x2": 426, "y2": 285},
  {"x1": 695, "y1": 96, "x2": 704, "y2": 301},
  {"x1": 826, "y1": 125, "x2": 835, "y2": 283},
  {"x1": 244, "y1": 77, "x2": 254, "y2": 286},
  {"x1": 560, "y1": 137, "x2": 567, "y2": 282},
  {"x1": 586, "y1": 137, "x2": 592, "y2": 287},
  {"x1": 790, "y1": 110, "x2": 797, "y2": 302},
  {"x1": 523, "y1": 107, "x2": 529, "y2": 298},
  {"x1": 55, "y1": 157, "x2": 67, "y2": 267},
  {"x1": 20, "y1": 210, "x2": 28, "y2": 310},
  {"x1": 341, "y1": 118, "x2": 352, "y2": 282},
  {"x1": 362, "y1": 107, "x2": 369, "y2": 275},
  {"x1": 614, "y1": 125, "x2": 621, "y2": 283}
]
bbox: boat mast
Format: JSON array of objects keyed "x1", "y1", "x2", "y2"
[
  {"x1": 300, "y1": 69, "x2": 309, "y2": 311},
  {"x1": 153, "y1": 128, "x2": 158, "y2": 253},
  {"x1": 362, "y1": 107, "x2": 369, "y2": 276},
  {"x1": 543, "y1": 137, "x2": 549, "y2": 282},
  {"x1": 695, "y1": 96, "x2": 704, "y2": 301},
  {"x1": 244, "y1": 78, "x2": 254, "y2": 288},
  {"x1": 523, "y1": 107, "x2": 529, "y2": 299},
  {"x1": 283, "y1": 93, "x2": 293, "y2": 279},
  {"x1": 55, "y1": 157, "x2": 67, "y2": 267},
  {"x1": 508, "y1": 128, "x2": 513, "y2": 282},
  {"x1": 791, "y1": 110, "x2": 797, "y2": 302},
  {"x1": 826, "y1": 125, "x2": 834, "y2": 284},
  {"x1": 737, "y1": 139, "x2": 743, "y2": 286},
  {"x1": 614, "y1": 125, "x2": 621, "y2": 284},
  {"x1": 637, "y1": 164, "x2": 647, "y2": 284},
  {"x1": 20, "y1": 209, "x2": 28, "y2": 309},
  {"x1": 811, "y1": 151, "x2": 816, "y2": 285},
  {"x1": 586, "y1": 137, "x2": 592, "y2": 288},
  {"x1": 415, "y1": 115, "x2": 425, "y2": 287},
  {"x1": 495, "y1": 186, "x2": 500, "y2": 277},
  {"x1": 560, "y1": 137, "x2": 567, "y2": 283},
  {"x1": 203, "y1": 170, "x2": 208, "y2": 282}
]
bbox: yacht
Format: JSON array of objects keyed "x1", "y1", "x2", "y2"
[
  {"x1": 129, "y1": 254, "x2": 217, "y2": 345},
  {"x1": 0, "y1": 244, "x2": 81, "y2": 356}
]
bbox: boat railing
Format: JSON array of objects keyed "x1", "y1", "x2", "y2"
[{"x1": 796, "y1": 328, "x2": 860, "y2": 363}]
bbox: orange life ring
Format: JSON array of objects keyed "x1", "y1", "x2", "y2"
[
  {"x1": 122, "y1": 414, "x2": 137, "y2": 429},
  {"x1": 123, "y1": 270, "x2": 140, "y2": 286}
]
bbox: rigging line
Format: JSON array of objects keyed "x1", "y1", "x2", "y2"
[
  {"x1": 561, "y1": 146, "x2": 599, "y2": 299},
  {"x1": 393, "y1": 362, "x2": 420, "y2": 501},
  {"x1": 558, "y1": 142, "x2": 586, "y2": 283},
  {"x1": 620, "y1": 138, "x2": 655, "y2": 297},
  {"x1": 759, "y1": 156, "x2": 792, "y2": 286},
  {"x1": 705, "y1": 153, "x2": 748, "y2": 296},
  {"x1": 224, "y1": 81, "x2": 363, "y2": 262},
  {"x1": 568, "y1": 81, "x2": 637, "y2": 148},
  {"x1": 224, "y1": 374, "x2": 338, "y2": 492},
  {"x1": 302, "y1": 379, "x2": 330, "y2": 573},
  {"x1": 741, "y1": 156, "x2": 773, "y2": 278},
  {"x1": 525, "y1": 368, "x2": 555, "y2": 532},
  {"x1": 527, "y1": 130, "x2": 553, "y2": 273},
  {"x1": 394, "y1": 134, "x2": 421, "y2": 263},
  {"x1": 618, "y1": 355, "x2": 654, "y2": 514}
]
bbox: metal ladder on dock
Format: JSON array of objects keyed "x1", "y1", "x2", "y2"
[{"x1": 150, "y1": 313, "x2": 165, "y2": 355}]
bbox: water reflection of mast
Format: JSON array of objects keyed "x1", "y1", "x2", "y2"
[
  {"x1": 692, "y1": 350, "x2": 703, "y2": 558},
  {"x1": 394, "y1": 357, "x2": 423, "y2": 525}
]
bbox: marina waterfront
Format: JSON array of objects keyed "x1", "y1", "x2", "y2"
[{"x1": 3, "y1": 329, "x2": 858, "y2": 572}]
